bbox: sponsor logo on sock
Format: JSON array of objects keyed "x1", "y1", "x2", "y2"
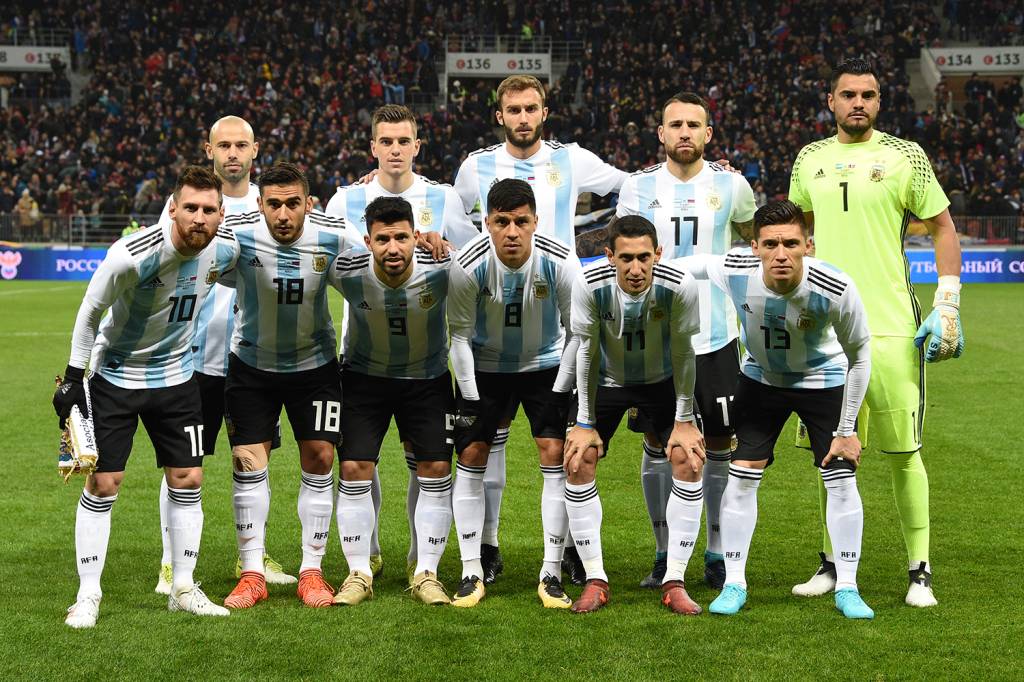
[
  {"x1": 678, "y1": 540, "x2": 695, "y2": 548},
  {"x1": 80, "y1": 555, "x2": 99, "y2": 564},
  {"x1": 547, "y1": 537, "x2": 564, "y2": 545},
  {"x1": 236, "y1": 522, "x2": 253, "y2": 531},
  {"x1": 183, "y1": 549, "x2": 199, "y2": 558},
  {"x1": 313, "y1": 531, "x2": 329, "y2": 541},
  {"x1": 461, "y1": 531, "x2": 477, "y2": 540},
  {"x1": 428, "y1": 536, "x2": 446, "y2": 546},
  {"x1": 575, "y1": 539, "x2": 591, "y2": 547},
  {"x1": 725, "y1": 551, "x2": 741, "y2": 559},
  {"x1": 342, "y1": 534, "x2": 362, "y2": 543}
]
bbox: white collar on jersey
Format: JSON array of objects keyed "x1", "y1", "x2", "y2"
[{"x1": 612, "y1": 282, "x2": 654, "y2": 339}]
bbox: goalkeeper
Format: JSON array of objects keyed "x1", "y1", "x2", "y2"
[{"x1": 787, "y1": 58, "x2": 963, "y2": 608}]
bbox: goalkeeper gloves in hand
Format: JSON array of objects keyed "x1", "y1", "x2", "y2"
[
  {"x1": 454, "y1": 397, "x2": 481, "y2": 429},
  {"x1": 914, "y1": 277, "x2": 964, "y2": 363},
  {"x1": 53, "y1": 365, "x2": 88, "y2": 429}
]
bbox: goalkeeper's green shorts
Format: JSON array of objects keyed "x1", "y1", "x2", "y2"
[{"x1": 864, "y1": 335, "x2": 925, "y2": 454}]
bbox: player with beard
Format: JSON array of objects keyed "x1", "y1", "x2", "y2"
[
  {"x1": 452, "y1": 75, "x2": 627, "y2": 584},
  {"x1": 615, "y1": 93, "x2": 755, "y2": 591},
  {"x1": 152, "y1": 116, "x2": 296, "y2": 595}
]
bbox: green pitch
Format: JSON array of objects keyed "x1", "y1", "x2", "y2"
[{"x1": 1, "y1": 281, "x2": 1020, "y2": 680}]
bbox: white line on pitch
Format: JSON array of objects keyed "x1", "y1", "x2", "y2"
[{"x1": 0, "y1": 285, "x2": 82, "y2": 296}]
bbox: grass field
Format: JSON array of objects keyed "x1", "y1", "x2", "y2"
[{"x1": 1, "y1": 280, "x2": 1021, "y2": 680}]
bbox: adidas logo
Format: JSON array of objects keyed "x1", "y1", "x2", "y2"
[
  {"x1": 249, "y1": 256, "x2": 263, "y2": 267},
  {"x1": 741, "y1": 303, "x2": 753, "y2": 313},
  {"x1": 144, "y1": 276, "x2": 164, "y2": 288},
  {"x1": 647, "y1": 199, "x2": 662, "y2": 209},
  {"x1": 601, "y1": 311, "x2": 615, "y2": 321},
  {"x1": 357, "y1": 300, "x2": 371, "y2": 310},
  {"x1": 813, "y1": 168, "x2": 825, "y2": 179}
]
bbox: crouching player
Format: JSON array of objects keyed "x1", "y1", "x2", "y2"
[
  {"x1": 447, "y1": 179, "x2": 580, "y2": 609},
  {"x1": 329, "y1": 196, "x2": 456, "y2": 606},
  {"x1": 677, "y1": 200, "x2": 874, "y2": 619},
  {"x1": 54, "y1": 166, "x2": 236, "y2": 627},
  {"x1": 562, "y1": 215, "x2": 705, "y2": 614}
]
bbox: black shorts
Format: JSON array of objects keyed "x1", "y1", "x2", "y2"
[
  {"x1": 224, "y1": 354, "x2": 343, "y2": 446},
  {"x1": 731, "y1": 375, "x2": 855, "y2": 471},
  {"x1": 197, "y1": 371, "x2": 282, "y2": 455},
  {"x1": 595, "y1": 378, "x2": 676, "y2": 457},
  {"x1": 339, "y1": 369, "x2": 454, "y2": 462},
  {"x1": 454, "y1": 367, "x2": 565, "y2": 453},
  {"x1": 90, "y1": 373, "x2": 205, "y2": 473},
  {"x1": 628, "y1": 340, "x2": 740, "y2": 440}
]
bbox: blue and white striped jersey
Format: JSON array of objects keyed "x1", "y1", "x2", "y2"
[
  {"x1": 448, "y1": 232, "x2": 579, "y2": 373},
  {"x1": 676, "y1": 251, "x2": 871, "y2": 389},
  {"x1": 616, "y1": 162, "x2": 756, "y2": 355},
  {"x1": 324, "y1": 174, "x2": 479, "y2": 248},
  {"x1": 571, "y1": 260, "x2": 701, "y2": 389},
  {"x1": 224, "y1": 212, "x2": 363, "y2": 372},
  {"x1": 73, "y1": 221, "x2": 238, "y2": 389},
  {"x1": 329, "y1": 248, "x2": 452, "y2": 379},
  {"x1": 453, "y1": 140, "x2": 626, "y2": 245},
  {"x1": 160, "y1": 184, "x2": 260, "y2": 377}
]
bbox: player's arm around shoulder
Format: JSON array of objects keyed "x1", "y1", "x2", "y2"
[{"x1": 574, "y1": 143, "x2": 628, "y2": 195}]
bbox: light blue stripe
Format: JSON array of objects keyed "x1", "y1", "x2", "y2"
[
  {"x1": 551, "y1": 147, "x2": 573, "y2": 244},
  {"x1": 275, "y1": 247, "x2": 300, "y2": 371},
  {"x1": 145, "y1": 257, "x2": 198, "y2": 387},
  {"x1": 341, "y1": 277, "x2": 373, "y2": 370},
  {"x1": 384, "y1": 285, "x2": 411, "y2": 375},
  {"x1": 594, "y1": 287, "x2": 610, "y2": 381},
  {"x1": 656, "y1": 286, "x2": 673, "y2": 381},
  {"x1": 423, "y1": 269, "x2": 449, "y2": 378},
  {"x1": 499, "y1": 271, "x2": 525, "y2": 368},
  {"x1": 192, "y1": 285, "x2": 217, "y2": 371},
  {"x1": 347, "y1": 186, "x2": 369, "y2": 235},
  {"x1": 673, "y1": 183, "x2": 696, "y2": 258},
  {"x1": 234, "y1": 230, "x2": 262, "y2": 367},
  {"x1": 477, "y1": 154, "x2": 496, "y2": 215},
  {"x1": 638, "y1": 174, "x2": 657, "y2": 223},
  {"x1": 426, "y1": 185, "x2": 446, "y2": 235},
  {"x1": 473, "y1": 262, "x2": 490, "y2": 348},
  {"x1": 540, "y1": 258, "x2": 560, "y2": 353},
  {"x1": 727, "y1": 274, "x2": 750, "y2": 350},
  {"x1": 101, "y1": 251, "x2": 162, "y2": 383},
  {"x1": 762, "y1": 297, "x2": 790, "y2": 375},
  {"x1": 804, "y1": 291, "x2": 843, "y2": 388},
  {"x1": 708, "y1": 174, "x2": 733, "y2": 349},
  {"x1": 311, "y1": 231, "x2": 340, "y2": 366}
]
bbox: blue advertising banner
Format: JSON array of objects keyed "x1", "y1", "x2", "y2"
[
  {"x1": 1, "y1": 245, "x2": 1022, "y2": 283},
  {"x1": 580, "y1": 249, "x2": 1024, "y2": 283},
  {"x1": 0, "y1": 246, "x2": 109, "y2": 281}
]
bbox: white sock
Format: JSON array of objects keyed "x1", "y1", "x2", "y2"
[
  {"x1": 564, "y1": 481, "x2": 607, "y2": 582},
  {"x1": 414, "y1": 474, "x2": 453, "y2": 575},
  {"x1": 703, "y1": 449, "x2": 732, "y2": 556},
  {"x1": 297, "y1": 471, "x2": 334, "y2": 572},
  {"x1": 369, "y1": 464, "x2": 382, "y2": 556},
  {"x1": 664, "y1": 479, "x2": 703, "y2": 583},
  {"x1": 453, "y1": 462, "x2": 486, "y2": 578},
  {"x1": 167, "y1": 485, "x2": 203, "y2": 594},
  {"x1": 640, "y1": 441, "x2": 670, "y2": 555},
  {"x1": 720, "y1": 464, "x2": 763, "y2": 590},
  {"x1": 540, "y1": 465, "x2": 568, "y2": 580},
  {"x1": 336, "y1": 478, "x2": 374, "y2": 575},
  {"x1": 822, "y1": 467, "x2": 863, "y2": 591},
  {"x1": 233, "y1": 468, "x2": 269, "y2": 574},
  {"x1": 482, "y1": 428, "x2": 508, "y2": 546},
  {"x1": 76, "y1": 490, "x2": 116, "y2": 600},
  {"x1": 158, "y1": 476, "x2": 171, "y2": 565},
  {"x1": 405, "y1": 452, "x2": 419, "y2": 565}
]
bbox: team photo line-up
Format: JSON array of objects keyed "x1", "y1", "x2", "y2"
[{"x1": 52, "y1": 60, "x2": 964, "y2": 629}]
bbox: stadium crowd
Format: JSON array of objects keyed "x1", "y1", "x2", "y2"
[{"x1": 0, "y1": 0, "x2": 1022, "y2": 239}]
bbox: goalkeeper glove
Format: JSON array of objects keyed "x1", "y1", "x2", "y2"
[
  {"x1": 914, "y1": 276, "x2": 964, "y2": 362},
  {"x1": 454, "y1": 396, "x2": 481, "y2": 429},
  {"x1": 53, "y1": 365, "x2": 88, "y2": 429}
]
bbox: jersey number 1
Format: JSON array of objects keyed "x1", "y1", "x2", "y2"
[{"x1": 840, "y1": 181, "x2": 849, "y2": 212}]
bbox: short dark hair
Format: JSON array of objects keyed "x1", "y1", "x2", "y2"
[
  {"x1": 258, "y1": 161, "x2": 309, "y2": 197},
  {"x1": 364, "y1": 196, "x2": 414, "y2": 233},
  {"x1": 608, "y1": 215, "x2": 658, "y2": 251},
  {"x1": 173, "y1": 165, "x2": 222, "y2": 203},
  {"x1": 371, "y1": 104, "x2": 417, "y2": 138},
  {"x1": 830, "y1": 57, "x2": 879, "y2": 92},
  {"x1": 662, "y1": 91, "x2": 711, "y2": 126},
  {"x1": 753, "y1": 200, "x2": 808, "y2": 238},
  {"x1": 487, "y1": 178, "x2": 536, "y2": 214}
]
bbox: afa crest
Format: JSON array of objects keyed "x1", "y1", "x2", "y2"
[
  {"x1": 797, "y1": 310, "x2": 815, "y2": 331},
  {"x1": 705, "y1": 191, "x2": 722, "y2": 211},
  {"x1": 418, "y1": 288, "x2": 436, "y2": 309},
  {"x1": 649, "y1": 306, "x2": 665, "y2": 322},
  {"x1": 205, "y1": 269, "x2": 219, "y2": 285},
  {"x1": 545, "y1": 164, "x2": 563, "y2": 188},
  {"x1": 419, "y1": 205, "x2": 434, "y2": 227},
  {"x1": 869, "y1": 164, "x2": 885, "y2": 182},
  {"x1": 312, "y1": 254, "x2": 328, "y2": 273},
  {"x1": 533, "y1": 277, "x2": 550, "y2": 299}
]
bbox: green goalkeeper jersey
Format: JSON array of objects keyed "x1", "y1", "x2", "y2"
[{"x1": 788, "y1": 132, "x2": 950, "y2": 337}]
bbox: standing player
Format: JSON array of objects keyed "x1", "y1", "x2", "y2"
[
  {"x1": 325, "y1": 104, "x2": 477, "y2": 580},
  {"x1": 675, "y1": 200, "x2": 874, "y2": 620},
  {"x1": 447, "y1": 179, "x2": 579, "y2": 608},
  {"x1": 153, "y1": 115, "x2": 296, "y2": 595},
  {"x1": 219, "y1": 162, "x2": 362, "y2": 609},
  {"x1": 55, "y1": 166, "x2": 234, "y2": 628},
  {"x1": 788, "y1": 58, "x2": 964, "y2": 607},
  {"x1": 616, "y1": 92, "x2": 756, "y2": 589},
  {"x1": 453, "y1": 75, "x2": 627, "y2": 581},
  {"x1": 329, "y1": 196, "x2": 456, "y2": 606},
  {"x1": 562, "y1": 215, "x2": 705, "y2": 614}
]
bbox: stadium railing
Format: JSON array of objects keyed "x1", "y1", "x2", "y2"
[
  {"x1": 443, "y1": 34, "x2": 583, "y2": 61},
  {"x1": 0, "y1": 28, "x2": 70, "y2": 47}
]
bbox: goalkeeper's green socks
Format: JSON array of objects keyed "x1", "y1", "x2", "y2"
[{"x1": 889, "y1": 451, "x2": 930, "y2": 564}]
